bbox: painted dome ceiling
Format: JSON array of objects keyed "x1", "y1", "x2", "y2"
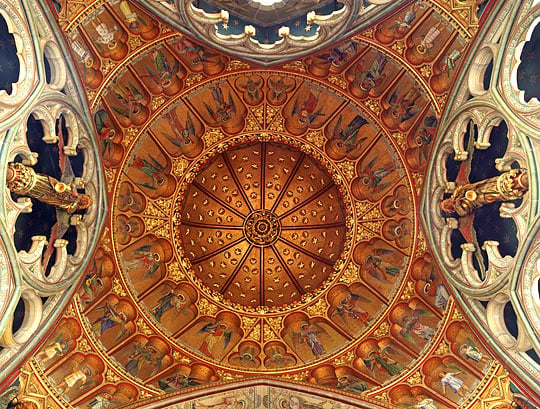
[{"x1": 15, "y1": 0, "x2": 521, "y2": 408}]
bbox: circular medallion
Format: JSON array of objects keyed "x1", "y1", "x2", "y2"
[
  {"x1": 177, "y1": 141, "x2": 348, "y2": 308},
  {"x1": 244, "y1": 210, "x2": 281, "y2": 246}
]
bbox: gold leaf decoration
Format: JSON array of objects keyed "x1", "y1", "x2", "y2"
[
  {"x1": 172, "y1": 157, "x2": 190, "y2": 177},
  {"x1": 333, "y1": 350, "x2": 355, "y2": 366},
  {"x1": 374, "y1": 392, "x2": 390, "y2": 402},
  {"x1": 216, "y1": 369, "x2": 242, "y2": 380},
  {"x1": 391, "y1": 41, "x2": 405, "y2": 55},
  {"x1": 64, "y1": 303, "x2": 76, "y2": 317},
  {"x1": 122, "y1": 126, "x2": 138, "y2": 148},
  {"x1": 266, "y1": 316, "x2": 283, "y2": 333},
  {"x1": 340, "y1": 263, "x2": 359, "y2": 284},
  {"x1": 400, "y1": 281, "x2": 415, "y2": 301},
  {"x1": 356, "y1": 225, "x2": 377, "y2": 241},
  {"x1": 305, "y1": 298, "x2": 328, "y2": 317},
  {"x1": 420, "y1": 64, "x2": 432, "y2": 78},
  {"x1": 173, "y1": 350, "x2": 191, "y2": 363},
  {"x1": 151, "y1": 95, "x2": 166, "y2": 111},
  {"x1": 185, "y1": 73, "x2": 204, "y2": 87},
  {"x1": 226, "y1": 60, "x2": 251, "y2": 71},
  {"x1": 415, "y1": 230, "x2": 428, "y2": 256},
  {"x1": 247, "y1": 322, "x2": 261, "y2": 341},
  {"x1": 101, "y1": 59, "x2": 116, "y2": 75},
  {"x1": 160, "y1": 24, "x2": 172, "y2": 34},
  {"x1": 281, "y1": 370, "x2": 309, "y2": 381},
  {"x1": 282, "y1": 61, "x2": 306, "y2": 72},
  {"x1": 242, "y1": 316, "x2": 258, "y2": 332},
  {"x1": 407, "y1": 371, "x2": 423, "y2": 385},
  {"x1": 77, "y1": 338, "x2": 92, "y2": 353},
  {"x1": 391, "y1": 132, "x2": 407, "y2": 151},
  {"x1": 373, "y1": 321, "x2": 390, "y2": 337},
  {"x1": 411, "y1": 172, "x2": 425, "y2": 196},
  {"x1": 203, "y1": 129, "x2": 224, "y2": 147},
  {"x1": 263, "y1": 322, "x2": 277, "y2": 341},
  {"x1": 364, "y1": 98, "x2": 381, "y2": 115},
  {"x1": 435, "y1": 341, "x2": 450, "y2": 356},
  {"x1": 328, "y1": 75, "x2": 347, "y2": 89},
  {"x1": 128, "y1": 35, "x2": 141, "y2": 51},
  {"x1": 197, "y1": 298, "x2": 218, "y2": 315},
  {"x1": 168, "y1": 261, "x2": 185, "y2": 282},
  {"x1": 136, "y1": 318, "x2": 153, "y2": 336},
  {"x1": 361, "y1": 27, "x2": 374, "y2": 38},
  {"x1": 112, "y1": 277, "x2": 127, "y2": 297},
  {"x1": 452, "y1": 308, "x2": 464, "y2": 321},
  {"x1": 336, "y1": 160, "x2": 355, "y2": 182},
  {"x1": 305, "y1": 130, "x2": 325, "y2": 148},
  {"x1": 104, "y1": 168, "x2": 117, "y2": 193},
  {"x1": 355, "y1": 201, "x2": 373, "y2": 215},
  {"x1": 105, "y1": 368, "x2": 121, "y2": 383},
  {"x1": 139, "y1": 390, "x2": 154, "y2": 399}
]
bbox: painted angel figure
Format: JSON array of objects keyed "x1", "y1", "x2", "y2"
[
  {"x1": 125, "y1": 343, "x2": 162, "y2": 377},
  {"x1": 389, "y1": 87, "x2": 421, "y2": 122},
  {"x1": 123, "y1": 244, "x2": 162, "y2": 279},
  {"x1": 438, "y1": 369, "x2": 470, "y2": 397},
  {"x1": 152, "y1": 289, "x2": 186, "y2": 322},
  {"x1": 132, "y1": 155, "x2": 167, "y2": 190},
  {"x1": 460, "y1": 339, "x2": 489, "y2": 364},
  {"x1": 416, "y1": 24, "x2": 442, "y2": 55},
  {"x1": 359, "y1": 158, "x2": 397, "y2": 193},
  {"x1": 293, "y1": 90, "x2": 325, "y2": 125},
  {"x1": 145, "y1": 50, "x2": 180, "y2": 86},
  {"x1": 363, "y1": 249, "x2": 401, "y2": 282},
  {"x1": 399, "y1": 309, "x2": 435, "y2": 342},
  {"x1": 268, "y1": 77, "x2": 294, "y2": 104},
  {"x1": 337, "y1": 375, "x2": 368, "y2": 394},
  {"x1": 331, "y1": 114, "x2": 369, "y2": 152},
  {"x1": 117, "y1": 187, "x2": 143, "y2": 210},
  {"x1": 89, "y1": 392, "x2": 119, "y2": 409},
  {"x1": 91, "y1": 302, "x2": 128, "y2": 341},
  {"x1": 331, "y1": 291, "x2": 371, "y2": 325},
  {"x1": 239, "y1": 77, "x2": 262, "y2": 102},
  {"x1": 158, "y1": 373, "x2": 199, "y2": 392},
  {"x1": 389, "y1": 8, "x2": 417, "y2": 34},
  {"x1": 317, "y1": 41, "x2": 357, "y2": 67},
  {"x1": 94, "y1": 21, "x2": 118, "y2": 48},
  {"x1": 113, "y1": 83, "x2": 145, "y2": 118},
  {"x1": 161, "y1": 110, "x2": 197, "y2": 151},
  {"x1": 81, "y1": 269, "x2": 104, "y2": 305},
  {"x1": 421, "y1": 267, "x2": 449, "y2": 310},
  {"x1": 35, "y1": 334, "x2": 69, "y2": 365},
  {"x1": 56, "y1": 365, "x2": 93, "y2": 395},
  {"x1": 363, "y1": 346, "x2": 403, "y2": 376},
  {"x1": 414, "y1": 395, "x2": 439, "y2": 409},
  {"x1": 204, "y1": 85, "x2": 236, "y2": 123},
  {"x1": 295, "y1": 323, "x2": 326, "y2": 358},
  {"x1": 197, "y1": 322, "x2": 233, "y2": 359},
  {"x1": 355, "y1": 52, "x2": 388, "y2": 92}
]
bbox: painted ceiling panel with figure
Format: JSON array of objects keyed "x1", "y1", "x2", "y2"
[{"x1": 7, "y1": 0, "x2": 537, "y2": 409}]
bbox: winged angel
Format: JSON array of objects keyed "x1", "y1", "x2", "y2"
[{"x1": 292, "y1": 323, "x2": 328, "y2": 359}]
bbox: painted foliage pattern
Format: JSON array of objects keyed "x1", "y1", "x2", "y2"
[{"x1": 24, "y1": 1, "x2": 502, "y2": 409}]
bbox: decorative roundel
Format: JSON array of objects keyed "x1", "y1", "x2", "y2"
[
  {"x1": 177, "y1": 141, "x2": 348, "y2": 308},
  {"x1": 112, "y1": 72, "x2": 416, "y2": 372}
]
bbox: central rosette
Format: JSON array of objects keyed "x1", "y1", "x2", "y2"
[
  {"x1": 178, "y1": 141, "x2": 347, "y2": 308},
  {"x1": 244, "y1": 209, "x2": 281, "y2": 246}
]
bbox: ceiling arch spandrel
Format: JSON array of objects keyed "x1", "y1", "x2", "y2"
[{"x1": 20, "y1": 0, "x2": 511, "y2": 408}]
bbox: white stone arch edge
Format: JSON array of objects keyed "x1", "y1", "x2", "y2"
[{"x1": 123, "y1": 378, "x2": 392, "y2": 409}]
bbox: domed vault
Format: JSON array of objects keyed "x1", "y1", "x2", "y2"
[{"x1": 12, "y1": 1, "x2": 529, "y2": 409}]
